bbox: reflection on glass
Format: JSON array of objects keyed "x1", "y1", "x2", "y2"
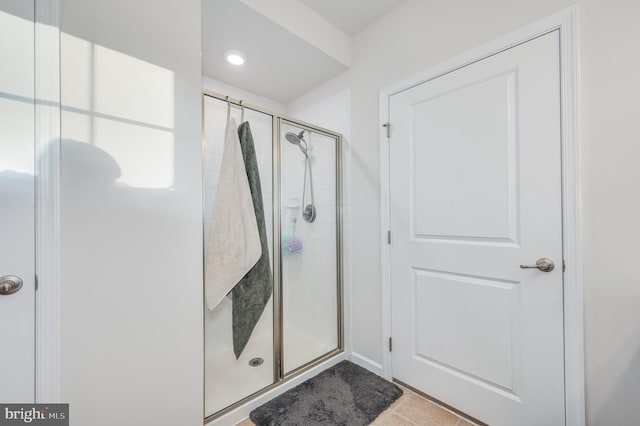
[
  {"x1": 60, "y1": 34, "x2": 176, "y2": 189},
  {"x1": 0, "y1": 3, "x2": 36, "y2": 402},
  {"x1": 203, "y1": 96, "x2": 274, "y2": 416},
  {"x1": 281, "y1": 123, "x2": 339, "y2": 374},
  {"x1": 0, "y1": 7, "x2": 35, "y2": 175}
]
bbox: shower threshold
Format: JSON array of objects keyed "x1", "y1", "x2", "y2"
[{"x1": 204, "y1": 348, "x2": 345, "y2": 424}]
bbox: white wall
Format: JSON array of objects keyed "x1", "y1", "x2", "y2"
[
  {"x1": 59, "y1": 1, "x2": 203, "y2": 425},
  {"x1": 287, "y1": 0, "x2": 640, "y2": 423}
]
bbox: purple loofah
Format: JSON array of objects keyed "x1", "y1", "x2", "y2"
[{"x1": 285, "y1": 237, "x2": 303, "y2": 254}]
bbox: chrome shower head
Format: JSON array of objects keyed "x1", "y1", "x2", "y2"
[
  {"x1": 285, "y1": 130, "x2": 304, "y2": 145},
  {"x1": 285, "y1": 131, "x2": 308, "y2": 157},
  {"x1": 286, "y1": 129, "x2": 316, "y2": 223}
]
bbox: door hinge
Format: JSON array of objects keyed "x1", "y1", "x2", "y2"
[
  {"x1": 35, "y1": 274, "x2": 38, "y2": 291},
  {"x1": 562, "y1": 259, "x2": 566, "y2": 272},
  {"x1": 387, "y1": 230, "x2": 391, "y2": 245},
  {"x1": 383, "y1": 122, "x2": 390, "y2": 138},
  {"x1": 388, "y1": 337, "x2": 393, "y2": 352}
]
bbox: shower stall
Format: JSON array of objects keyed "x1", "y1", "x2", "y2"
[{"x1": 202, "y1": 90, "x2": 343, "y2": 421}]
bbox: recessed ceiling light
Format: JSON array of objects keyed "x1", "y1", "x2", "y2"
[{"x1": 225, "y1": 50, "x2": 245, "y2": 66}]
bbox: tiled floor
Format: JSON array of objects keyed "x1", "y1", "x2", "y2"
[
  {"x1": 371, "y1": 385, "x2": 473, "y2": 426},
  {"x1": 236, "y1": 384, "x2": 473, "y2": 426}
]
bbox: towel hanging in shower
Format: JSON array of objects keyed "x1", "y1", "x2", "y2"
[
  {"x1": 232, "y1": 121, "x2": 273, "y2": 359},
  {"x1": 205, "y1": 118, "x2": 261, "y2": 310}
]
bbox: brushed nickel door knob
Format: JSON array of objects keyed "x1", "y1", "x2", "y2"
[
  {"x1": 0, "y1": 275, "x2": 23, "y2": 295},
  {"x1": 520, "y1": 258, "x2": 555, "y2": 272}
]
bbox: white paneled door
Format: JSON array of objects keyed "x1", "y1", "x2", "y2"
[
  {"x1": 0, "y1": 0, "x2": 36, "y2": 402},
  {"x1": 389, "y1": 31, "x2": 564, "y2": 425}
]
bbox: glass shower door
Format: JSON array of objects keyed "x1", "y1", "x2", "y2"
[
  {"x1": 203, "y1": 95, "x2": 275, "y2": 417},
  {"x1": 203, "y1": 94, "x2": 343, "y2": 421},
  {"x1": 280, "y1": 120, "x2": 341, "y2": 374}
]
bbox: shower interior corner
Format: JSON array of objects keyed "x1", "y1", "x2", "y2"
[{"x1": 203, "y1": 93, "x2": 342, "y2": 418}]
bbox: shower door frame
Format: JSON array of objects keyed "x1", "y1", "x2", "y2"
[{"x1": 202, "y1": 90, "x2": 344, "y2": 422}]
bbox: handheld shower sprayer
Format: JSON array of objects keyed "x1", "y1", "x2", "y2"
[{"x1": 284, "y1": 130, "x2": 317, "y2": 223}]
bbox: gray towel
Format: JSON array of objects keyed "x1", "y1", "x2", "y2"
[{"x1": 233, "y1": 121, "x2": 273, "y2": 359}]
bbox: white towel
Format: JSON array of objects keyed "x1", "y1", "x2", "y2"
[{"x1": 205, "y1": 119, "x2": 262, "y2": 310}]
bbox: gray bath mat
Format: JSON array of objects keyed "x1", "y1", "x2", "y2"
[{"x1": 250, "y1": 360, "x2": 403, "y2": 425}]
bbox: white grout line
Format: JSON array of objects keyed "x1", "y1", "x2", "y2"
[{"x1": 392, "y1": 410, "x2": 418, "y2": 425}]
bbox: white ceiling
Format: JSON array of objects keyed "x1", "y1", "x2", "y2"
[
  {"x1": 202, "y1": 0, "x2": 406, "y2": 103},
  {"x1": 298, "y1": 0, "x2": 406, "y2": 36},
  {"x1": 202, "y1": 0, "x2": 347, "y2": 103}
]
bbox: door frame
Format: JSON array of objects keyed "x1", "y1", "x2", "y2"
[{"x1": 378, "y1": 6, "x2": 583, "y2": 425}]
